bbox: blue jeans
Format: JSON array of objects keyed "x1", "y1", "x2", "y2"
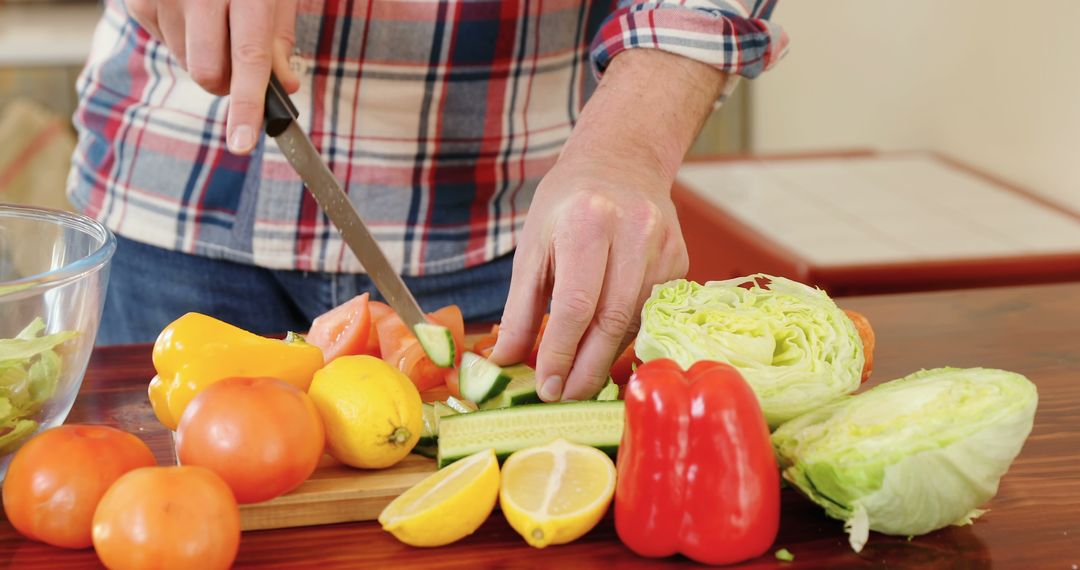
[{"x1": 98, "y1": 235, "x2": 513, "y2": 345}]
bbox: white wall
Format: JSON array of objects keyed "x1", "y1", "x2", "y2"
[{"x1": 751, "y1": 0, "x2": 1080, "y2": 211}]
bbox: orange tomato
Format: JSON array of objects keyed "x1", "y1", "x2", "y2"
[
  {"x1": 175, "y1": 377, "x2": 325, "y2": 504},
  {"x1": 377, "y1": 305, "x2": 466, "y2": 392},
  {"x1": 364, "y1": 300, "x2": 395, "y2": 357},
  {"x1": 92, "y1": 466, "x2": 240, "y2": 570},
  {"x1": 526, "y1": 314, "x2": 550, "y2": 368},
  {"x1": 2, "y1": 425, "x2": 156, "y2": 549},
  {"x1": 472, "y1": 324, "x2": 499, "y2": 359},
  {"x1": 307, "y1": 293, "x2": 372, "y2": 362},
  {"x1": 429, "y1": 305, "x2": 466, "y2": 367},
  {"x1": 844, "y1": 309, "x2": 876, "y2": 382}
]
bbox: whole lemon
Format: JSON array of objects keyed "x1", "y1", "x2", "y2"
[{"x1": 308, "y1": 355, "x2": 423, "y2": 469}]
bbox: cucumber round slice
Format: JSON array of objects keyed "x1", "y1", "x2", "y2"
[{"x1": 414, "y1": 323, "x2": 455, "y2": 368}]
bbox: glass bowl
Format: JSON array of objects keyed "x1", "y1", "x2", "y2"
[{"x1": 0, "y1": 204, "x2": 116, "y2": 479}]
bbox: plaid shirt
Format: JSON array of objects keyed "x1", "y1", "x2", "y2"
[{"x1": 68, "y1": 0, "x2": 787, "y2": 276}]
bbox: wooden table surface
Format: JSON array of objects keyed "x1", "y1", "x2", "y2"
[{"x1": 2, "y1": 282, "x2": 1079, "y2": 568}]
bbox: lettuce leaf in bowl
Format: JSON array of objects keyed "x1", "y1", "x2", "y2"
[{"x1": 0, "y1": 318, "x2": 77, "y2": 454}]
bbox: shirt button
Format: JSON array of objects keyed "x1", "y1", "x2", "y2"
[{"x1": 289, "y1": 54, "x2": 310, "y2": 76}]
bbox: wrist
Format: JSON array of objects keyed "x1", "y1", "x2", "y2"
[{"x1": 560, "y1": 49, "x2": 728, "y2": 185}]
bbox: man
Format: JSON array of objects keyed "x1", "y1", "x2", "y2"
[{"x1": 69, "y1": 0, "x2": 787, "y2": 401}]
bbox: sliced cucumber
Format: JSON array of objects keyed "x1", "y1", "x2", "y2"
[
  {"x1": 478, "y1": 365, "x2": 540, "y2": 410},
  {"x1": 418, "y1": 401, "x2": 460, "y2": 448},
  {"x1": 459, "y1": 352, "x2": 515, "y2": 405},
  {"x1": 437, "y1": 400, "x2": 625, "y2": 468},
  {"x1": 418, "y1": 403, "x2": 438, "y2": 447},
  {"x1": 595, "y1": 378, "x2": 619, "y2": 401},
  {"x1": 433, "y1": 401, "x2": 459, "y2": 419},
  {"x1": 443, "y1": 395, "x2": 477, "y2": 414},
  {"x1": 414, "y1": 323, "x2": 455, "y2": 368},
  {"x1": 411, "y1": 444, "x2": 438, "y2": 459}
]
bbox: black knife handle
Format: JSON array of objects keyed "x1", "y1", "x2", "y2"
[{"x1": 264, "y1": 73, "x2": 299, "y2": 137}]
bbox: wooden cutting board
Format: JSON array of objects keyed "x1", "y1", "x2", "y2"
[
  {"x1": 238, "y1": 453, "x2": 438, "y2": 531},
  {"x1": 228, "y1": 358, "x2": 468, "y2": 530}
]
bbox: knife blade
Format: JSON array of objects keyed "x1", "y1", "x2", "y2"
[{"x1": 263, "y1": 74, "x2": 429, "y2": 332}]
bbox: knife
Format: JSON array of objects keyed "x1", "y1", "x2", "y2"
[{"x1": 262, "y1": 74, "x2": 430, "y2": 335}]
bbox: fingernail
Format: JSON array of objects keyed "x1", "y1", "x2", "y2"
[
  {"x1": 228, "y1": 125, "x2": 255, "y2": 154},
  {"x1": 539, "y1": 375, "x2": 563, "y2": 402}
]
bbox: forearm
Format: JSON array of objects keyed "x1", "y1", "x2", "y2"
[{"x1": 560, "y1": 49, "x2": 729, "y2": 188}]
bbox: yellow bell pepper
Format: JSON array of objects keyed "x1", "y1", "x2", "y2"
[{"x1": 148, "y1": 312, "x2": 324, "y2": 430}]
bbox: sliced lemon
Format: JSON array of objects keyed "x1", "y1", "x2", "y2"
[
  {"x1": 378, "y1": 448, "x2": 499, "y2": 547},
  {"x1": 499, "y1": 438, "x2": 616, "y2": 548}
]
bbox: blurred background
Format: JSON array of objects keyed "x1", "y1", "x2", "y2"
[{"x1": 2, "y1": 0, "x2": 1079, "y2": 296}]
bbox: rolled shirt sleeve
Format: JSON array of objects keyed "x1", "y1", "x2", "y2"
[{"x1": 590, "y1": 0, "x2": 789, "y2": 98}]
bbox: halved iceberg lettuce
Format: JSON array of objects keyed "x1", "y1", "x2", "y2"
[{"x1": 771, "y1": 367, "x2": 1037, "y2": 552}]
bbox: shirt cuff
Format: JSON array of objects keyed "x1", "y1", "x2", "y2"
[{"x1": 589, "y1": 1, "x2": 790, "y2": 86}]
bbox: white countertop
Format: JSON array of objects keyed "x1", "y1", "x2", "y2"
[
  {"x1": 676, "y1": 153, "x2": 1080, "y2": 267},
  {"x1": 0, "y1": 4, "x2": 102, "y2": 67}
]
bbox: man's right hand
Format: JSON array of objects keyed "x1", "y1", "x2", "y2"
[{"x1": 126, "y1": 0, "x2": 300, "y2": 155}]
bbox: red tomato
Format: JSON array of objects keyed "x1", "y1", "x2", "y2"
[
  {"x1": 92, "y1": 466, "x2": 240, "y2": 570},
  {"x1": 175, "y1": 377, "x2": 325, "y2": 504},
  {"x1": 307, "y1": 293, "x2": 371, "y2": 362},
  {"x1": 609, "y1": 342, "x2": 640, "y2": 386},
  {"x1": 364, "y1": 301, "x2": 395, "y2": 357},
  {"x1": 2, "y1": 425, "x2": 156, "y2": 549}
]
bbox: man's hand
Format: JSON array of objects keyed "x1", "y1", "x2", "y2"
[
  {"x1": 125, "y1": 0, "x2": 300, "y2": 154},
  {"x1": 491, "y1": 49, "x2": 728, "y2": 401}
]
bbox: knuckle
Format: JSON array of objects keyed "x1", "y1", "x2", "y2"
[
  {"x1": 187, "y1": 61, "x2": 229, "y2": 93},
  {"x1": 628, "y1": 201, "x2": 664, "y2": 235},
  {"x1": 553, "y1": 289, "x2": 595, "y2": 321},
  {"x1": 232, "y1": 40, "x2": 272, "y2": 68},
  {"x1": 543, "y1": 344, "x2": 578, "y2": 367},
  {"x1": 594, "y1": 304, "x2": 635, "y2": 338},
  {"x1": 577, "y1": 192, "x2": 617, "y2": 219},
  {"x1": 228, "y1": 97, "x2": 263, "y2": 116}
]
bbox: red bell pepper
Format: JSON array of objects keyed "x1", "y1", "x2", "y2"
[{"x1": 615, "y1": 358, "x2": 779, "y2": 565}]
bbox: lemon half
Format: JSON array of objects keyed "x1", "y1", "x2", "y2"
[
  {"x1": 378, "y1": 448, "x2": 500, "y2": 547},
  {"x1": 499, "y1": 438, "x2": 616, "y2": 548}
]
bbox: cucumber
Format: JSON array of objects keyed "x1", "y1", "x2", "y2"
[
  {"x1": 459, "y1": 352, "x2": 511, "y2": 404},
  {"x1": 414, "y1": 323, "x2": 455, "y2": 368},
  {"x1": 443, "y1": 396, "x2": 477, "y2": 414},
  {"x1": 478, "y1": 365, "x2": 540, "y2": 410},
  {"x1": 433, "y1": 401, "x2": 459, "y2": 419},
  {"x1": 411, "y1": 444, "x2": 438, "y2": 459},
  {"x1": 436, "y1": 400, "x2": 625, "y2": 468},
  {"x1": 417, "y1": 401, "x2": 461, "y2": 447},
  {"x1": 595, "y1": 378, "x2": 619, "y2": 401},
  {"x1": 418, "y1": 403, "x2": 438, "y2": 447}
]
